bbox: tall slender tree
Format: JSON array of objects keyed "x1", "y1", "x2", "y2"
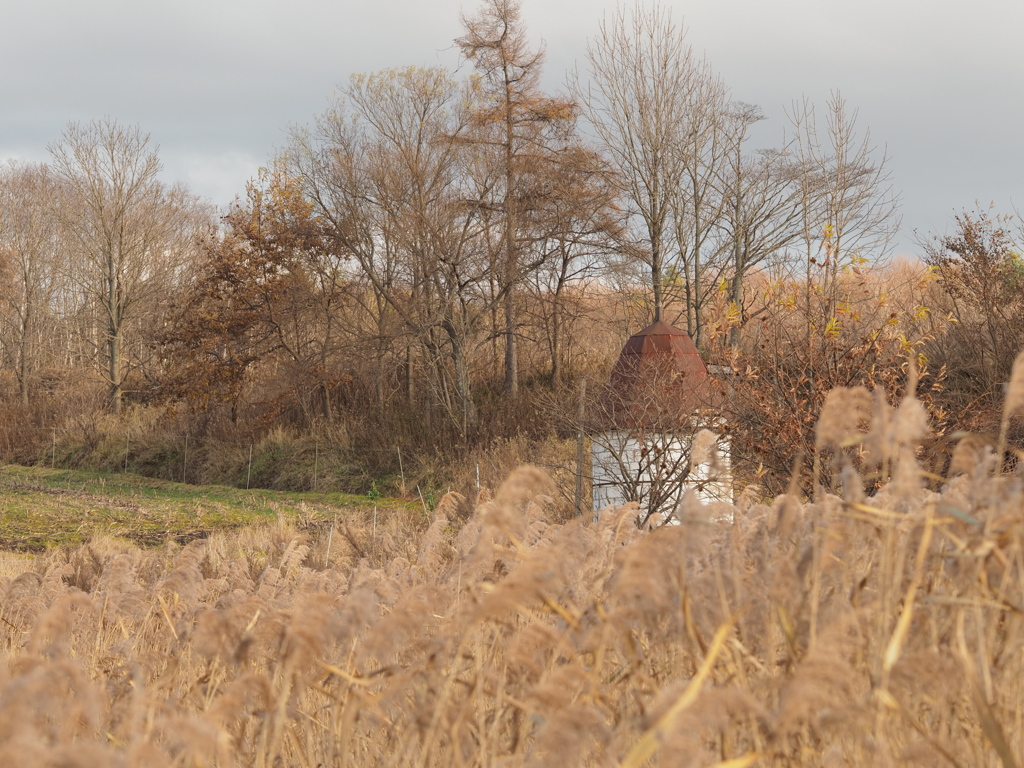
[
  {"x1": 788, "y1": 92, "x2": 900, "y2": 327},
  {"x1": 291, "y1": 67, "x2": 495, "y2": 434},
  {"x1": 457, "y1": 0, "x2": 575, "y2": 396},
  {"x1": 576, "y1": 2, "x2": 694, "y2": 325},
  {"x1": 49, "y1": 119, "x2": 206, "y2": 413},
  {"x1": 715, "y1": 110, "x2": 803, "y2": 349},
  {"x1": 668, "y1": 57, "x2": 732, "y2": 345},
  {"x1": 0, "y1": 162, "x2": 60, "y2": 405}
]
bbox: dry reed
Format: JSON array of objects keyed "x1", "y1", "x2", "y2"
[{"x1": 2, "y1": 388, "x2": 1024, "y2": 766}]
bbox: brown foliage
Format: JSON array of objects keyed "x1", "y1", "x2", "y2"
[
  {"x1": 721, "y1": 264, "x2": 948, "y2": 496},
  {"x1": 923, "y1": 208, "x2": 1024, "y2": 421},
  {"x1": 159, "y1": 164, "x2": 343, "y2": 424}
]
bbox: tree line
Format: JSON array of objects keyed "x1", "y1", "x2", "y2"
[{"x1": 0, "y1": 0, "x2": 1019, "y2": 495}]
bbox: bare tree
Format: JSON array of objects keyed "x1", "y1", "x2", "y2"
[
  {"x1": 668, "y1": 60, "x2": 732, "y2": 345},
  {"x1": 0, "y1": 162, "x2": 61, "y2": 405},
  {"x1": 49, "y1": 119, "x2": 207, "y2": 413},
  {"x1": 523, "y1": 144, "x2": 620, "y2": 386},
  {"x1": 715, "y1": 112, "x2": 804, "y2": 349},
  {"x1": 457, "y1": 0, "x2": 576, "y2": 396},
  {"x1": 575, "y1": 1, "x2": 694, "y2": 325},
  {"x1": 788, "y1": 92, "x2": 901, "y2": 322},
  {"x1": 291, "y1": 67, "x2": 498, "y2": 435}
]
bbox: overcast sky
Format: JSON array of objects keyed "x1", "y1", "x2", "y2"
[{"x1": 2, "y1": 0, "x2": 1021, "y2": 257}]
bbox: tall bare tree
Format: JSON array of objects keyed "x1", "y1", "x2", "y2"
[
  {"x1": 290, "y1": 67, "x2": 497, "y2": 434},
  {"x1": 457, "y1": 0, "x2": 576, "y2": 396},
  {"x1": 523, "y1": 144, "x2": 621, "y2": 385},
  {"x1": 668, "y1": 60, "x2": 732, "y2": 345},
  {"x1": 788, "y1": 92, "x2": 901, "y2": 323},
  {"x1": 49, "y1": 119, "x2": 206, "y2": 413},
  {"x1": 715, "y1": 111, "x2": 804, "y2": 349},
  {"x1": 575, "y1": 2, "x2": 695, "y2": 325},
  {"x1": 0, "y1": 162, "x2": 61, "y2": 405}
]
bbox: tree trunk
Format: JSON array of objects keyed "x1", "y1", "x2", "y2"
[
  {"x1": 321, "y1": 381, "x2": 333, "y2": 422},
  {"x1": 729, "y1": 198, "x2": 745, "y2": 350},
  {"x1": 729, "y1": 271, "x2": 744, "y2": 349},
  {"x1": 374, "y1": 347, "x2": 386, "y2": 412},
  {"x1": 405, "y1": 345, "x2": 414, "y2": 406},
  {"x1": 107, "y1": 251, "x2": 122, "y2": 414},
  {"x1": 17, "y1": 312, "x2": 29, "y2": 408},
  {"x1": 108, "y1": 330, "x2": 122, "y2": 415},
  {"x1": 651, "y1": 225, "x2": 663, "y2": 323},
  {"x1": 550, "y1": 301, "x2": 562, "y2": 386},
  {"x1": 447, "y1": 325, "x2": 477, "y2": 436},
  {"x1": 692, "y1": 221, "x2": 704, "y2": 348},
  {"x1": 503, "y1": 57, "x2": 519, "y2": 398},
  {"x1": 504, "y1": 290, "x2": 518, "y2": 397}
]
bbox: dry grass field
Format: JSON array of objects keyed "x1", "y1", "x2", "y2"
[{"x1": 2, "y1": 384, "x2": 1024, "y2": 767}]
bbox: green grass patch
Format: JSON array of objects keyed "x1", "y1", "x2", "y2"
[{"x1": 0, "y1": 464, "x2": 414, "y2": 551}]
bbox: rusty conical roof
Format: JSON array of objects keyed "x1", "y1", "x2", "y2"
[
  {"x1": 598, "y1": 320, "x2": 715, "y2": 429},
  {"x1": 610, "y1": 320, "x2": 708, "y2": 385}
]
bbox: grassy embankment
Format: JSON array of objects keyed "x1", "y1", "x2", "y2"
[{"x1": 0, "y1": 463, "x2": 413, "y2": 553}]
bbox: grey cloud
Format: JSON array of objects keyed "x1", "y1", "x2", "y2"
[{"x1": 2, "y1": 0, "x2": 1021, "y2": 251}]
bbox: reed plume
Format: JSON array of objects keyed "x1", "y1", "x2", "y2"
[{"x1": 0, "y1": 390, "x2": 1022, "y2": 766}]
